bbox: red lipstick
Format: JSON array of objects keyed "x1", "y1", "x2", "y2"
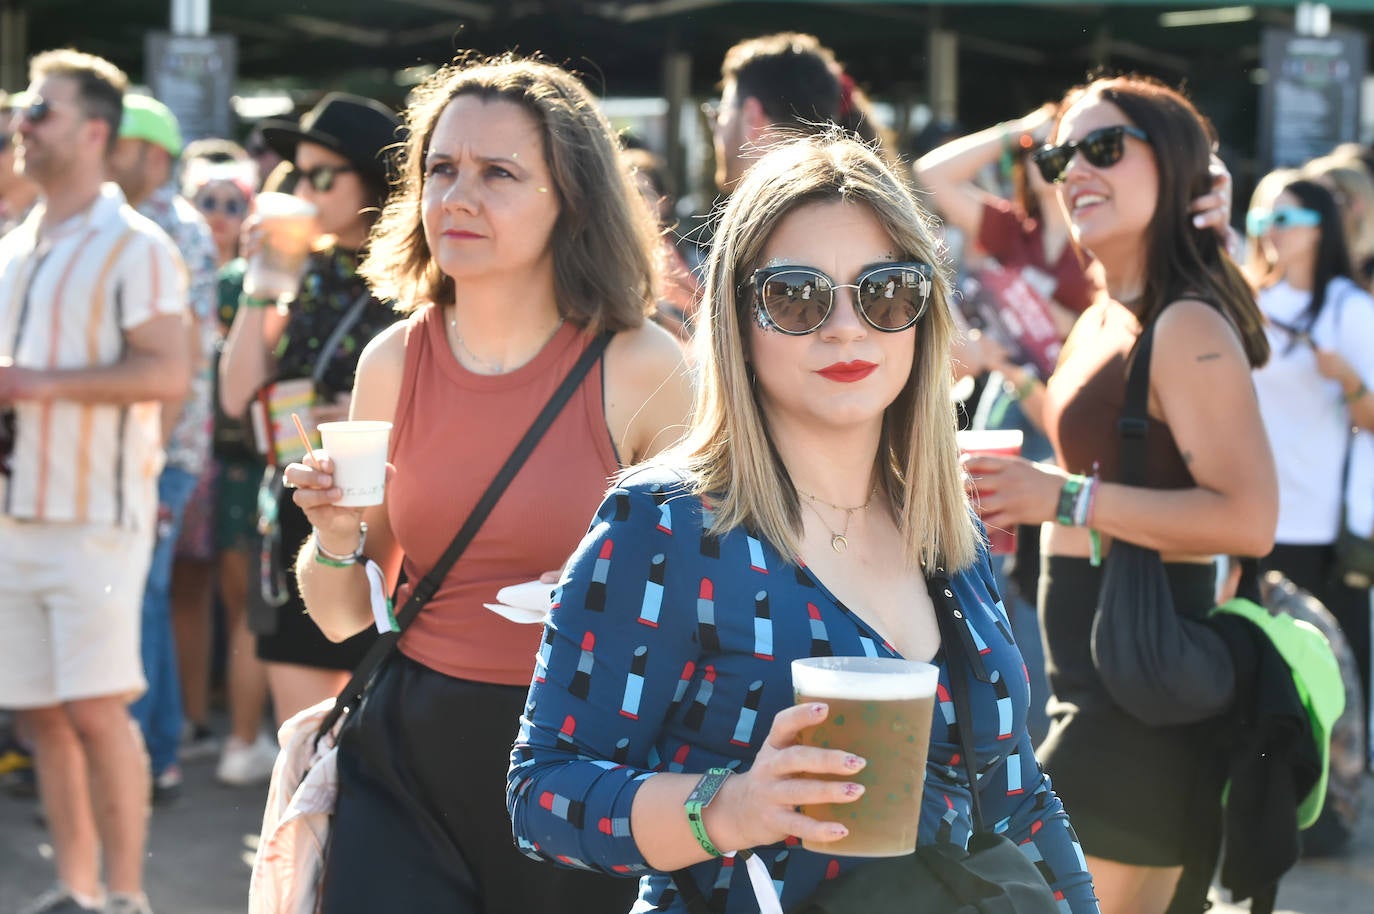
[
  {"x1": 817, "y1": 361, "x2": 877, "y2": 383},
  {"x1": 443, "y1": 229, "x2": 483, "y2": 239}
]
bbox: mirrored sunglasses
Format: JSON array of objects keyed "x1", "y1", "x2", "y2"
[
  {"x1": 193, "y1": 192, "x2": 247, "y2": 217},
  {"x1": 1245, "y1": 206, "x2": 1321, "y2": 236},
  {"x1": 747, "y1": 262, "x2": 934, "y2": 335},
  {"x1": 298, "y1": 164, "x2": 355, "y2": 192},
  {"x1": 1031, "y1": 124, "x2": 1149, "y2": 184}
]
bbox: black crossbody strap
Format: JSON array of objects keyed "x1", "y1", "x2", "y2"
[
  {"x1": 1118, "y1": 323, "x2": 1157, "y2": 488},
  {"x1": 315, "y1": 330, "x2": 612, "y2": 744},
  {"x1": 310, "y1": 289, "x2": 374, "y2": 391},
  {"x1": 927, "y1": 564, "x2": 987, "y2": 834}
]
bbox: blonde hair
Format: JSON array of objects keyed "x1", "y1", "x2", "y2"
[
  {"x1": 362, "y1": 54, "x2": 658, "y2": 332},
  {"x1": 1303, "y1": 154, "x2": 1374, "y2": 267},
  {"x1": 676, "y1": 133, "x2": 977, "y2": 571}
]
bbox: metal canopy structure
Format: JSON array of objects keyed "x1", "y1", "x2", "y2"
[
  {"x1": 6, "y1": 0, "x2": 1373, "y2": 175},
  {"x1": 9, "y1": 1, "x2": 1372, "y2": 100}
]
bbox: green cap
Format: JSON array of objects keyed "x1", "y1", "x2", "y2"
[{"x1": 119, "y1": 94, "x2": 182, "y2": 157}]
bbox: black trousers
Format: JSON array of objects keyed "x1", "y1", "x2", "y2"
[
  {"x1": 320, "y1": 653, "x2": 640, "y2": 914},
  {"x1": 1262, "y1": 542, "x2": 1372, "y2": 720}
]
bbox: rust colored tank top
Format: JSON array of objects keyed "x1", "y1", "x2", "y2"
[
  {"x1": 1043, "y1": 300, "x2": 1195, "y2": 488},
  {"x1": 388, "y1": 306, "x2": 619, "y2": 685}
]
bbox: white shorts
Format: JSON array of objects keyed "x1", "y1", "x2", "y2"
[{"x1": 0, "y1": 516, "x2": 154, "y2": 708}]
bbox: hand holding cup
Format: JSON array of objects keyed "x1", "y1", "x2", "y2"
[
  {"x1": 286, "y1": 452, "x2": 368, "y2": 548},
  {"x1": 706, "y1": 701, "x2": 870, "y2": 853}
]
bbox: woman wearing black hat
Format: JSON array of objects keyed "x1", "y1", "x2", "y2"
[{"x1": 219, "y1": 92, "x2": 403, "y2": 726}]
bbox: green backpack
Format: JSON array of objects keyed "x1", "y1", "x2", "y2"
[{"x1": 1210, "y1": 596, "x2": 1346, "y2": 828}]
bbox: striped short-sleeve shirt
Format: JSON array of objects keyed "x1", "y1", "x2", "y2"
[{"x1": 0, "y1": 183, "x2": 188, "y2": 528}]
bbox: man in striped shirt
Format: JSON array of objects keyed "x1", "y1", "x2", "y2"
[{"x1": 0, "y1": 49, "x2": 190, "y2": 914}]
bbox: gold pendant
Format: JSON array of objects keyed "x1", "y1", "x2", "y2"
[{"x1": 831, "y1": 533, "x2": 848, "y2": 553}]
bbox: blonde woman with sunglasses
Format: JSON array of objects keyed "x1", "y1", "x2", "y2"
[
  {"x1": 962, "y1": 76, "x2": 1276, "y2": 914},
  {"x1": 507, "y1": 132, "x2": 1098, "y2": 914}
]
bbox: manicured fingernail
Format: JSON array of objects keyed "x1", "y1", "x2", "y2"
[
  {"x1": 844, "y1": 783, "x2": 865, "y2": 797},
  {"x1": 845, "y1": 755, "x2": 866, "y2": 770},
  {"x1": 319, "y1": 475, "x2": 332, "y2": 486},
  {"x1": 831, "y1": 825, "x2": 849, "y2": 838},
  {"x1": 812, "y1": 703, "x2": 827, "y2": 716},
  {"x1": 1193, "y1": 214, "x2": 1206, "y2": 229}
]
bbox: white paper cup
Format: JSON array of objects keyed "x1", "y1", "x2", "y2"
[
  {"x1": 243, "y1": 192, "x2": 318, "y2": 300},
  {"x1": 317, "y1": 421, "x2": 392, "y2": 507}
]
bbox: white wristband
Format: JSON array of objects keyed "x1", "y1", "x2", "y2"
[{"x1": 364, "y1": 559, "x2": 397, "y2": 633}]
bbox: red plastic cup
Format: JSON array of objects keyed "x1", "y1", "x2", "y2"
[{"x1": 957, "y1": 430, "x2": 1024, "y2": 556}]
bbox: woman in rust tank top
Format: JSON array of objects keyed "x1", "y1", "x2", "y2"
[
  {"x1": 960, "y1": 77, "x2": 1275, "y2": 914},
  {"x1": 283, "y1": 58, "x2": 693, "y2": 914}
]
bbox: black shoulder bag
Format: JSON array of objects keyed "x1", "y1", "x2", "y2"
[
  {"x1": 312, "y1": 331, "x2": 611, "y2": 745},
  {"x1": 673, "y1": 565, "x2": 1059, "y2": 914},
  {"x1": 1087, "y1": 321, "x2": 1235, "y2": 726}
]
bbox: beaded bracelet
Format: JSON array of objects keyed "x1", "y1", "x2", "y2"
[{"x1": 241, "y1": 294, "x2": 276, "y2": 310}]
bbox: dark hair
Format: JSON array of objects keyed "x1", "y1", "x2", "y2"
[
  {"x1": 622, "y1": 146, "x2": 671, "y2": 203},
  {"x1": 28, "y1": 48, "x2": 127, "y2": 154},
  {"x1": 1062, "y1": 75, "x2": 1269, "y2": 368},
  {"x1": 182, "y1": 137, "x2": 249, "y2": 165},
  {"x1": 721, "y1": 33, "x2": 842, "y2": 131},
  {"x1": 1281, "y1": 179, "x2": 1355, "y2": 334}
]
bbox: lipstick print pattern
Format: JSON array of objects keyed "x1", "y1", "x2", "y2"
[{"x1": 508, "y1": 469, "x2": 1098, "y2": 914}]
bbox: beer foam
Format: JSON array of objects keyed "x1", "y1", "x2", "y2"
[{"x1": 791, "y1": 660, "x2": 938, "y2": 701}]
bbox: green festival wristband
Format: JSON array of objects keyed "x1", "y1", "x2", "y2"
[{"x1": 684, "y1": 768, "x2": 734, "y2": 857}]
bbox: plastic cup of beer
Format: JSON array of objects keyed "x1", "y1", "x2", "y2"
[
  {"x1": 792, "y1": 656, "x2": 939, "y2": 857},
  {"x1": 957, "y1": 429, "x2": 1024, "y2": 555},
  {"x1": 317, "y1": 421, "x2": 392, "y2": 507},
  {"x1": 242, "y1": 192, "x2": 317, "y2": 300}
]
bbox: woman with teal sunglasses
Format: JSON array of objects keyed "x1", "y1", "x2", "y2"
[{"x1": 1246, "y1": 177, "x2": 1374, "y2": 789}]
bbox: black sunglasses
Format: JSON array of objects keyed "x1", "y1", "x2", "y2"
[
  {"x1": 193, "y1": 192, "x2": 246, "y2": 217},
  {"x1": 18, "y1": 98, "x2": 55, "y2": 125},
  {"x1": 746, "y1": 262, "x2": 934, "y2": 335},
  {"x1": 1031, "y1": 125, "x2": 1149, "y2": 184},
  {"x1": 298, "y1": 164, "x2": 354, "y2": 192}
]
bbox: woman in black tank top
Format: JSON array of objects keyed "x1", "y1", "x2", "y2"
[{"x1": 959, "y1": 77, "x2": 1275, "y2": 914}]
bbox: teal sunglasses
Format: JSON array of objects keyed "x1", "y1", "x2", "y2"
[{"x1": 1246, "y1": 206, "x2": 1321, "y2": 236}]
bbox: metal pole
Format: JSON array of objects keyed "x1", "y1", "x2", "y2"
[
  {"x1": 0, "y1": 2, "x2": 27, "y2": 91},
  {"x1": 170, "y1": 0, "x2": 210, "y2": 37}
]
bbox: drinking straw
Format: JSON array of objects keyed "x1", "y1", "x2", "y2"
[{"x1": 291, "y1": 413, "x2": 319, "y2": 466}]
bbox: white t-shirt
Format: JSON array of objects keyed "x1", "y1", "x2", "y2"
[{"x1": 1253, "y1": 277, "x2": 1374, "y2": 543}]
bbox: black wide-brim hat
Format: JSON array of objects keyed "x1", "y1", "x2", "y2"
[{"x1": 258, "y1": 92, "x2": 404, "y2": 188}]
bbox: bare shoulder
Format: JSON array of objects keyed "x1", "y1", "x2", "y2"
[
  {"x1": 351, "y1": 314, "x2": 413, "y2": 422},
  {"x1": 604, "y1": 319, "x2": 694, "y2": 463},
  {"x1": 1152, "y1": 298, "x2": 1245, "y2": 359},
  {"x1": 605, "y1": 319, "x2": 688, "y2": 384},
  {"x1": 357, "y1": 316, "x2": 411, "y2": 371}
]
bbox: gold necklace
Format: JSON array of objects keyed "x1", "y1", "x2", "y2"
[
  {"x1": 796, "y1": 486, "x2": 876, "y2": 554},
  {"x1": 448, "y1": 312, "x2": 564, "y2": 375}
]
